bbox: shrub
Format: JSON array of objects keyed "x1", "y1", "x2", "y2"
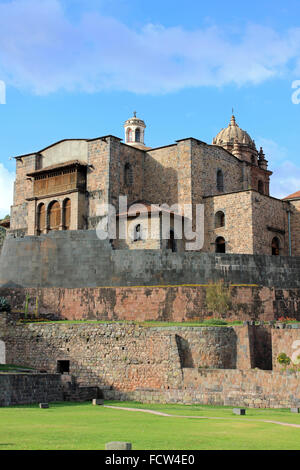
[
  {"x1": 0, "y1": 297, "x2": 11, "y2": 312},
  {"x1": 203, "y1": 318, "x2": 228, "y2": 326},
  {"x1": 277, "y1": 352, "x2": 291, "y2": 367},
  {"x1": 205, "y1": 280, "x2": 231, "y2": 317}
]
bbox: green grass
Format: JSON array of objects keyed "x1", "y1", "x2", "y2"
[
  {"x1": 0, "y1": 364, "x2": 35, "y2": 373},
  {"x1": 0, "y1": 401, "x2": 299, "y2": 450},
  {"x1": 20, "y1": 319, "x2": 244, "y2": 327}
]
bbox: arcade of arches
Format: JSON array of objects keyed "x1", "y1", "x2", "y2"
[{"x1": 37, "y1": 199, "x2": 71, "y2": 234}]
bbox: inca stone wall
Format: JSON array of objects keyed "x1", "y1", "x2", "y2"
[
  {"x1": 1, "y1": 318, "x2": 299, "y2": 408},
  {"x1": 272, "y1": 326, "x2": 300, "y2": 370},
  {"x1": 2, "y1": 322, "x2": 243, "y2": 391},
  {"x1": 0, "y1": 374, "x2": 63, "y2": 406},
  {"x1": 1, "y1": 231, "x2": 300, "y2": 321}
]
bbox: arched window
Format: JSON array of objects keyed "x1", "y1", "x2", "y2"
[
  {"x1": 215, "y1": 211, "x2": 225, "y2": 228},
  {"x1": 217, "y1": 170, "x2": 224, "y2": 192},
  {"x1": 272, "y1": 237, "x2": 280, "y2": 256},
  {"x1": 135, "y1": 128, "x2": 141, "y2": 142},
  {"x1": 127, "y1": 128, "x2": 133, "y2": 142},
  {"x1": 134, "y1": 224, "x2": 141, "y2": 242},
  {"x1": 167, "y1": 230, "x2": 176, "y2": 252},
  {"x1": 48, "y1": 201, "x2": 61, "y2": 231},
  {"x1": 216, "y1": 236, "x2": 226, "y2": 253},
  {"x1": 37, "y1": 203, "x2": 46, "y2": 235},
  {"x1": 124, "y1": 163, "x2": 133, "y2": 186},
  {"x1": 63, "y1": 198, "x2": 71, "y2": 230},
  {"x1": 258, "y1": 180, "x2": 264, "y2": 194}
]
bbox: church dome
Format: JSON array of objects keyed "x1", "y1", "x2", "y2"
[{"x1": 213, "y1": 115, "x2": 256, "y2": 150}]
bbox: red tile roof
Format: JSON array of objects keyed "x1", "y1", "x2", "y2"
[{"x1": 283, "y1": 190, "x2": 300, "y2": 200}]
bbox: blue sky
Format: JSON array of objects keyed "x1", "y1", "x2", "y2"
[{"x1": 0, "y1": 0, "x2": 300, "y2": 216}]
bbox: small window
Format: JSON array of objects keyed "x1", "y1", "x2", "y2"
[
  {"x1": 124, "y1": 163, "x2": 133, "y2": 186},
  {"x1": 127, "y1": 128, "x2": 133, "y2": 142},
  {"x1": 37, "y1": 203, "x2": 46, "y2": 235},
  {"x1": 272, "y1": 237, "x2": 280, "y2": 256},
  {"x1": 57, "y1": 360, "x2": 70, "y2": 374},
  {"x1": 258, "y1": 180, "x2": 264, "y2": 194},
  {"x1": 135, "y1": 128, "x2": 141, "y2": 142},
  {"x1": 134, "y1": 224, "x2": 141, "y2": 242},
  {"x1": 215, "y1": 211, "x2": 225, "y2": 228},
  {"x1": 167, "y1": 230, "x2": 176, "y2": 252},
  {"x1": 217, "y1": 170, "x2": 224, "y2": 192},
  {"x1": 216, "y1": 236, "x2": 226, "y2": 253}
]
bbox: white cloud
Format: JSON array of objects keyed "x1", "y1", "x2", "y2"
[
  {"x1": 270, "y1": 161, "x2": 300, "y2": 199},
  {"x1": 0, "y1": 164, "x2": 14, "y2": 218},
  {"x1": 256, "y1": 138, "x2": 300, "y2": 199},
  {"x1": 0, "y1": 0, "x2": 300, "y2": 94}
]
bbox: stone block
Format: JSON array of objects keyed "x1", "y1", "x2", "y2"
[
  {"x1": 105, "y1": 442, "x2": 132, "y2": 450},
  {"x1": 92, "y1": 398, "x2": 104, "y2": 406},
  {"x1": 233, "y1": 408, "x2": 246, "y2": 415},
  {"x1": 291, "y1": 408, "x2": 300, "y2": 413},
  {"x1": 39, "y1": 403, "x2": 49, "y2": 409}
]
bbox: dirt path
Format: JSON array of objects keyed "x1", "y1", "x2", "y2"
[{"x1": 104, "y1": 405, "x2": 300, "y2": 428}]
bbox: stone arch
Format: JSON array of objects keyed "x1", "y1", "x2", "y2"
[
  {"x1": 167, "y1": 229, "x2": 177, "y2": 252},
  {"x1": 135, "y1": 128, "x2": 141, "y2": 142},
  {"x1": 216, "y1": 236, "x2": 226, "y2": 253},
  {"x1": 48, "y1": 200, "x2": 61, "y2": 231},
  {"x1": 37, "y1": 202, "x2": 46, "y2": 235},
  {"x1": 62, "y1": 198, "x2": 71, "y2": 230},
  {"x1": 124, "y1": 163, "x2": 133, "y2": 186},
  {"x1": 272, "y1": 236, "x2": 280, "y2": 256},
  {"x1": 0, "y1": 340, "x2": 6, "y2": 364},
  {"x1": 127, "y1": 128, "x2": 133, "y2": 142},
  {"x1": 133, "y1": 224, "x2": 141, "y2": 241},
  {"x1": 215, "y1": 211, "x2": 225, "y2": 228},
  {"x1": 258, "y1": 180, "x2": 264, "y2": 194},
  {"x1": 216, "y1": 169, "x2": 224, "y2": 192}
]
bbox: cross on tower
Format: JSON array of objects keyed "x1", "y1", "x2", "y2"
[{"x1": 133, "y1": 111, "x2": 137, "y2": 118}]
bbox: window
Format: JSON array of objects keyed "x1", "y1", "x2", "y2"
[
  {"x1": 258, "y1": 180, "x2": 264, "y2": 194},
  {"x1": 48, "y1": 201, "x2": 61, "y2": 231},
  {"x1": 127, "y1": 128, "x2": 133, "y2": 142},
  {"x1": 215, "y1": 211, "x2": 225, "y2": 228},
  {"x1": 272, "y1": 237, "x2": 280, "y2": 256},
  {"x1": 37, "y1": 203, "x2": 46, "y2": 235},
  {"x1": 216, "y1": 236, "x2": 226, "y2": 253},
  {"x1": 167, "y1": 230, "x2": 176, "y2": 252},
  {"x1": 63, "y1": 199, "x2": 71, "y2": 230},
  {"x1": 124, "y1": 163, "x2": 133, "y2": 186},
  {"x1": 57, "y1": 360, "x2": 70, "y2": 374},
  {"x1": 217, "y1": 170, "x2": 224, "y2": 192},
  {"x1": 134, "y1": 224, "x2": 141, "y2": 242},
  {"x1": 135, "y1": 128, "x2": 141, "y2": 142}
]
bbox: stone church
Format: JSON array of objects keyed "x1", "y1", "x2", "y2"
[{"x1": 4, "y1": 113, "x2": 300, "y2": 256}]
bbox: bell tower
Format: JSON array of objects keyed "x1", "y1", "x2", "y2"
[{"x1": 124, "y1": 112, "x2": 147, "y2": 148}]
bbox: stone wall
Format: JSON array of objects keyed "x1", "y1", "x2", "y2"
[
  {"x1": 2, "y1": 322, "x2": 247, "y2": 391},
  {"x1": 0, "y1": 374, "x2": 63, "y2": 406},
  {"x1": 1, "y1": 320, "x2": 299, "y2": 408},
  {"x1": 272, "y1": 326, "x2": 300, "y2": 370},
  {"x1": 1, "y1": 231, "x2": 300, "y2": 289},
  {"x1": 105, "y1": 369, "x2": 300, "y2": 409}
]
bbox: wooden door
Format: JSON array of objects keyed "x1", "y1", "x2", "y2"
[{"x1": 49, "y1": 201, "x2": 61, "y2": 231}]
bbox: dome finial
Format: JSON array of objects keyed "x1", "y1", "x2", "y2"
[{"x1": 133, "y1": 110, "x2": 137, "y2": 118}]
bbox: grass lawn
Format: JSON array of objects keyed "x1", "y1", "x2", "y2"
[{"x1": 0, "y1": 401, "x2": 299, "y2": 450}]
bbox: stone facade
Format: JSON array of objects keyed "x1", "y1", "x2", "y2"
[
  {"x1": 7, "y1": 113, "x2": 299, "y2": 255},
  {"x1": 0, "y1": 374, "x2": 63, "y2": 406},
  {"x1": 1, "y1": 317, "x2": 299, "y2": 408}
]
